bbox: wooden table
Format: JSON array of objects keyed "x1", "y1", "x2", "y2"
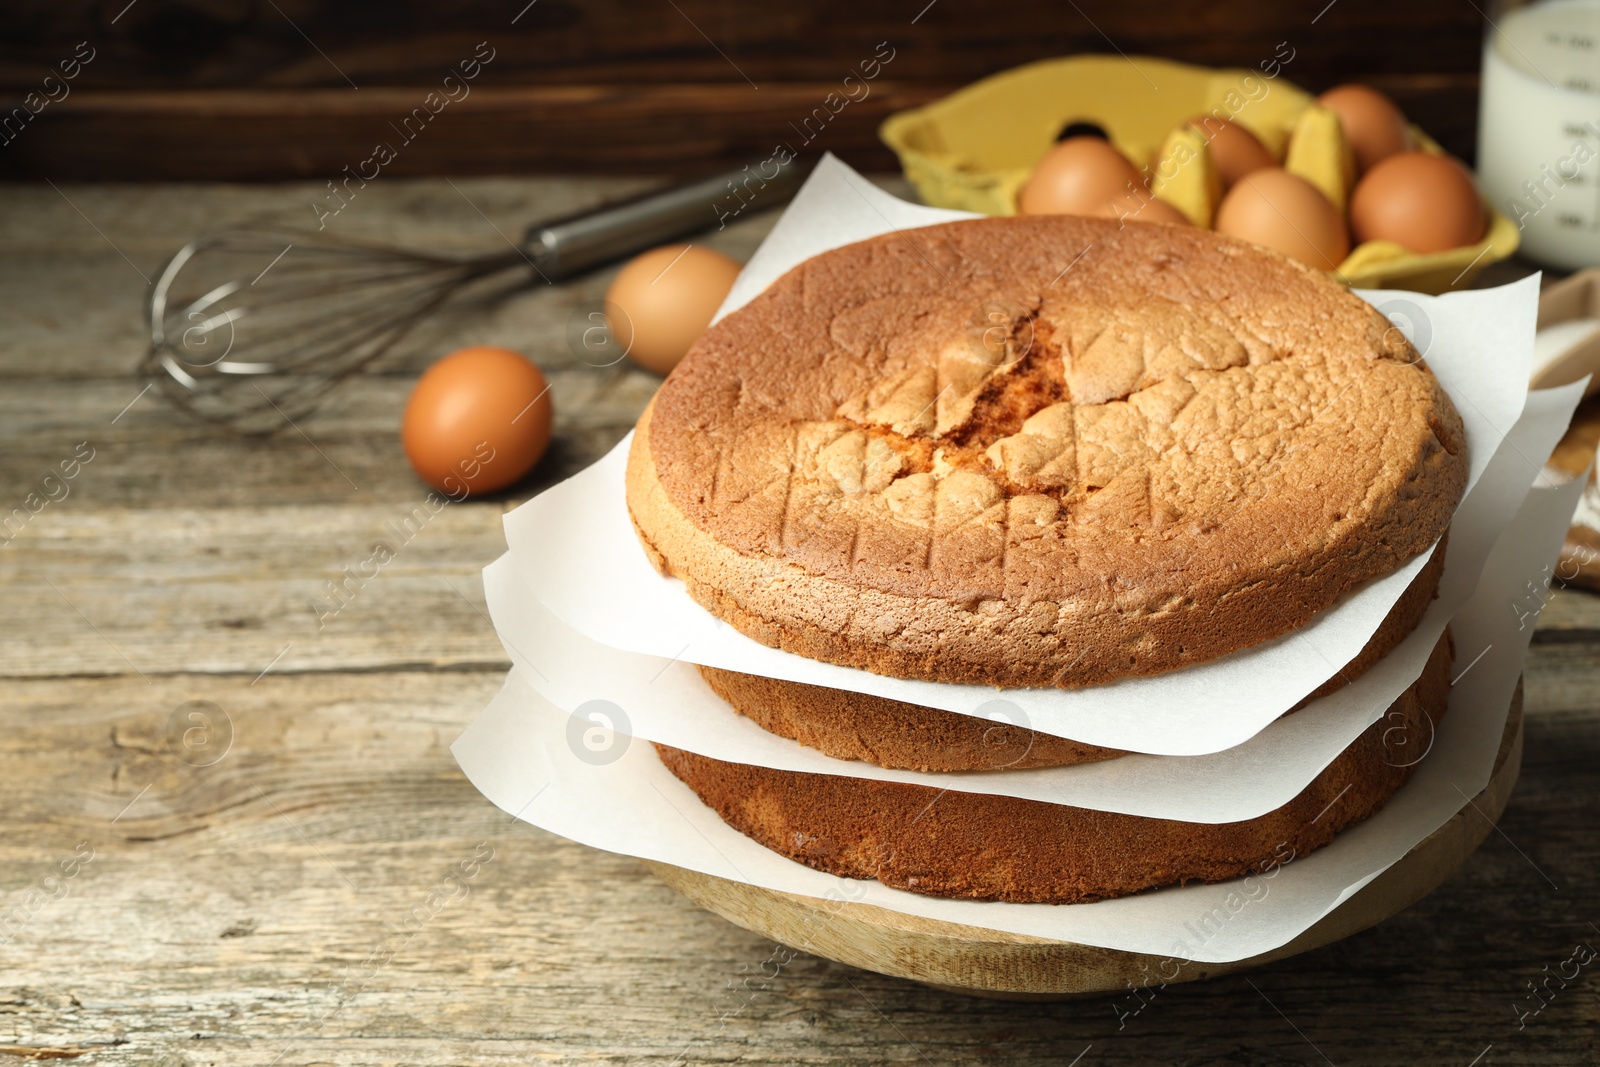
[{"x1": 4, "y1": 176, "x2": 1598, "y2": 1066}]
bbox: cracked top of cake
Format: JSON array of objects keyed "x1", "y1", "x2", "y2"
[{"x1": 625, "y1": 215, "x2": 1467, "y2": 689}]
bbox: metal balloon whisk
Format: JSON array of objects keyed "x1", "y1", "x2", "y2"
[
  {"x1": 139, "y1": 159, "x2": 806, "y2": 434},
  {"x1": 141, "y1": 229, "x2": 522, "y2": 433}
]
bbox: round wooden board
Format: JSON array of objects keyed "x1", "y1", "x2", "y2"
[{"x1": 646, "y1": 681, "x2": 1524, "y2": 1000}]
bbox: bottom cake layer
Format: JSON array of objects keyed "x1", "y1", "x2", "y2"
[{"x1": 657, "y1": 628, "x2": 1453, "y2": 905}]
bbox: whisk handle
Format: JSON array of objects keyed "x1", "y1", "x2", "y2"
[{"x1": 522, "y1": 156, "x2": 809, "y2": 280}]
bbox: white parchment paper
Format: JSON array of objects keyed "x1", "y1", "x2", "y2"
[
  {"x1": 483, "y1": 377, "x2": 1579, "y2": 824},
  {"x1": 501, "y1": 155, "x2": 1542, "y2": 756},
  {"x1": 454, "y1": 475, "x2": 1583, "y2": 964},
  {"x1": 504, "y1": 368, "x2": 1564, "y2": 765}
]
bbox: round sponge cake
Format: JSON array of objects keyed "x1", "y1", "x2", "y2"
[
  {"x1": 695, "y1": 530, "x2": 1446, "y2": 772},
  {"x1": 626, "y1": 215, "x2": 1466, "y2": 688},
  {"x1": 657, "y1": 628, "x2": 1453, "y2": 905}
]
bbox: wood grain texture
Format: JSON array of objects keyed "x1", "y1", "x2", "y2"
[
  {"x1": 0, "y1": 0, "x2": 1486, "y2": 178},
  {"x1": 0, "y1": 0, "x2": 1486, "y2": 89},
  {"x1": 0, "y1": 84, "x2": 951, "y2": 180},
  {"x1": 3, "y1": 178, "x2": 1600, "y2": 1065},
  {"x1": 647, "y1": 689, "x2": 1524, "y2": 999}
]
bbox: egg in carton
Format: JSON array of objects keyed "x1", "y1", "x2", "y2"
[{"x1": 880, "y1": 54, "x2": 1519, "y2": 294}]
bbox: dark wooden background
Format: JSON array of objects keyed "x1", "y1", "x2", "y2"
[{"x1": 0, "y1": 0, "x2": 1487, "y2": 180}]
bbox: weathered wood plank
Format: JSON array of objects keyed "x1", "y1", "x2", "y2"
[
  {"x1": 5, "y1": 493, "x2": 1597, "y2": 679},
  {"x1": 1537, "y1": 587, "x2": 1600, "y2": 636},
  {"x1": 0, "y1": 671, "x2": 1596, "y2": 1065},
  {"x1": 0, "y1": 0, "x2": 1488, "y2": 177},
  {"x1": 0, "y1": 174, "x2": 796, "y2": 382},
  {"x1": 0, "y1": 84, "x2": 946, "y2": 181},
  {"x1": 0, "y1": 0, "x2": 1487, "y2": 90},
  {"x1": 0, "y1": 372, "x2": 653, "y2": 507},
  {"x1": 0, "y1": 503, "x2": 512, "y2": 677}
]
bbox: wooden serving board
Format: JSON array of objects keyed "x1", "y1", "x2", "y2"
[
  {"x1": 1535, "y1": 269, "x2": 1600, "y2": 591},
  {"x1": 1546, "y1": 397, "x2": 1600, "y2": 591},
  {"x1": 647, "y1": 682, "x2": 1523, "y2": 1000}
]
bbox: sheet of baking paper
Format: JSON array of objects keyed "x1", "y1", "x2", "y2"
[
  {"x1": 503, "y1": 350, "x2": 1550, "y2": 761},
  {"x1": 711, "y1": 155, "x2": 972, "y2": 323},
  {"x1": 503, "y1": 154, "x2": 1543, "y2": 756},
  {"x1": 455, "y1": 475, "x2": 1583, "y2": 964},
  {"x1": 483, "y1": 381, "x2": 1579, "y2": 825}
]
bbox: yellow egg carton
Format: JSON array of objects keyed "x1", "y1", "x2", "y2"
[{"x1": 879, "y1": 54, "x2": 1518, "y2": 294}]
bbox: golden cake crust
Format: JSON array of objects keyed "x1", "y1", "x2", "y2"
[
  {"x1": 627, "y1": 215, "x2": 1466, "y2": 688},
  {"x1": 696, "y1": 531, "x2": 1445, "y2": 772},
  {"x1": 657, "y1": 629, "x2": 1453, "y2": 905}
]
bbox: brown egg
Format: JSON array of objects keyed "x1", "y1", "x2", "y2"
[
  {"x1": 402, "y1": 345, "x2": 553, "y2": 497},
  {"x1": 1214, "y1": 168, "x2": 1351, "y2": 270},
  {"x1": 1186, "y1": 115, "x2": 1275, "y2": 187},
  {"x1": 1349, "y1": 151, "x2": 1487, "y2": 254},
  {"x1": 1316, "y1": 84, "x2": 1411, "y2": 174},
  {"x1": 1019, "y1": 136, "x2": 1146, "y2": 217},
  {"x1": 1094, "y1": 194, "x2": 1191, "y2": 226},
  {"x1": 606, "y1": 244, "x2": 742, "y2": 375}
]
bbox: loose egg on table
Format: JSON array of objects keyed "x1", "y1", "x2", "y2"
[
  {"x1": 1349, "y1": 150, "x2": 1487, "y2": 254},
  {"x1": 1018, "y1": 136, "x2": 1146, "y2": 217},
  {"x1": 605, "y1": 244, "x2": 742, "y2": 376},
  {"x1": 401, "y1": 345, "x2": 553, "y2": 497},
  {"x1": 1316, "y1": 84, "x2": 1412, "y2": 174},
  {"x1": 1214, "y1": 167, "x2": 1351, "y2": 270}
]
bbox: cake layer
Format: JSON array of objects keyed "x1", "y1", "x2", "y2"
[
  {"x1": 657, "y1": 628, "x2": 1453, "y2": 905},
  {"x1": 696, "y1": 533, "x2": 1447, "y2": 771},
  {"x1": 628, "y1": 215, "x2": 1466, "y2": 688}
]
